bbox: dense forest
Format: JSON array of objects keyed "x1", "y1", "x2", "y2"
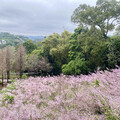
[{"x1": 22, "y1": 0, "x2": 120, "y2": 76}]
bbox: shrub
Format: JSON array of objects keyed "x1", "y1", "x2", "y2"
[
  {"x1": 94, "y1": 79, "x2": 100, "y2": 86},
  {"x1": 62, "y1": 58, "x2": 90, "y2": 75},
  {"x1": 22, "y1": 73, "x2": 28, "y2": 79},
  {"x1": 100, "y1": 98, "x2": 119, "y2": 120},
  {"x1": 2, "y1": 94, "x2": 14, "y2": 105},
  {"x1": 105, "y1": 109, "x2": 119, "y2": 120}
]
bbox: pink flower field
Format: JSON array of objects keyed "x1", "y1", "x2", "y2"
[{"x1": 0, "y1": 68, "x2": 120, "y2": 120}]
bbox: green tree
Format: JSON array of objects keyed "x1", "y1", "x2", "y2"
[
  {"x1": 23, "y1": 40, "x2": 37, "y2": 54},
  {"x1": 63, "y1": 26, "x2": 108, "y2": 75},
  {"x1": 62, "y1": 57, "x2": 90, "y2": 75},
  {"x1": 107, "y1": 36, "x2": 120, "y2": 68},
  {"x1": 50, "y1": 30, "x2": 71, "y2": 70},
  {"x1": 31, "y1": 49, "x2": 43, "y2": 59},
  {"x1": 71, "y1": 0, "x2": 120, "y2": 39},
  {"x1": 41, "y1": 31, "x2": 71, "y2": 75},
  {"x1": 62, "y1": 0, "x2": 120, "y2": 75},
  {"x1": 41, "y1": 33, "x2": 60, "y2": 57},
  {"x1": 68, "y1": 27, "x2": 88, "y2": 60}
]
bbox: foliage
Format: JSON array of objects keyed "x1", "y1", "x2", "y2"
[
  {"x1": 41, "y1": 30, "x2": 71, "y2": 74},
  {"x1": 0, "y1": 80, "x2": 16, "y2": 94},
  {"x1": 22, "y1": 73, "x2": 28, "y2": 79},
  {"x1": 0, "y1": 49, "x2": 6, "y2": 74},
  {"x1": 23, "y1": 40, "x2": 37, "y2": 54},
  {"x1": 4, "y1": 46, "x2": 15, "y2": 81},
  {"x1": 68, "y1": 27, "x2": 87, "y2": 60},
  {"x1": 100, "y1": 98, "x2": 119, "y2": 120},
  {"x1": 61, "y1": 0, "x2": 120, "y2": 75},
  {"x1": 105, "y1": 109, "x2": 119, "y2": 120},
  {"x1": 107, "y1": 36, "x2": 120, "y2": 68},
  {"x1": 39, "y1": 57, "x2": 53, "y2": 75},
  {"x1": 6, "y1": 83, "x2": 16, "y2": 91},
  {"x1": 26, "y1": 53, "x2": 40, "y2": 72},
  {"x1": 31, "y1": 49, "x2": 43, "y2": 59},
  {"x1": 2, "y1": 94, "x2": 14, "y2": 105},
  {"x1": 71, "y1": 0, "x2": 120, "y2": 38},
  {"x1": 0, "y1": 0, "x2": 120, "y2": 77},
  {"x1": 94, "y1": 79, "x2": 100, "y2": 86},
  {"x1": 14, "y1": 45, "x2": 26, "y2": 78},
  {"x1": 64, "y1": 26, "x2": 109, "y2": 74},
  {"x1": 62, "y1": 58, "x2": 90, "y2": 75},
  {"x1": 0, "y1": 32, "x2": 29, "y2": 47}
]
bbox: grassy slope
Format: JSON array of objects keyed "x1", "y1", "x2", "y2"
[{"x1": 0, "y1": 68, "x2": 120, "y2": 120}]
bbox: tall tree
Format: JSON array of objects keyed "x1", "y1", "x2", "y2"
[
  {"x1": 62, "y1": 0, "x2": 120, "y2": 75},
  {"x1": 50, "y1": 30, "x2": 72, "y2": 71},
  {"x1": 15, "y1": 45, "x2": 26, "y2": 79},
  {"x1": 107, "y1": 36, "x2": 120, "y2": 68},
  {"x1": 23, "y1": 40, "x2": 37, "y2": 54},
  {"x1": 39, "y1": 57, "x2": 53, "y2": 75},
  {"x1": 62, "y1": 27, "x2": 108, "y2": 75},
  {"x1": 41, "y1": 32, "x2": 71, "y2": 74},
  {"x1": 71, "y1": 0, "x2": 120, "y2": 39},
  {"x1": 4, "y1": 46, "x2": 14, "y2": 82},
  {"x1": 41, "y1": 33, "x2": 61, "y2": 57},
  {"x1": 0, "y1": 49, "x2": 6, "y2": 86},
  {"x1": 26, "y1": 53, "x2": 40, "y2": 73}
]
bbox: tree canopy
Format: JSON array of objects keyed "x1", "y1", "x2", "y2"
[{"x1": 71, "y1": 0, "x2": 120, "y2": 38}]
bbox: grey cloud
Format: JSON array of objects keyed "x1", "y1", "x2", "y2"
[{"x1": 0, "y1": 0, "x2": 97, "y2": 36}]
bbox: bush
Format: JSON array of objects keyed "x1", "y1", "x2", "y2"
[
  {"x1": 2, "y1": 94, "x2": 14, "y2": 105},
  {"x1": 100, "y1": 98, "x2": 119, "y2": 120},
  {"x1": 94, "y1": 79, "x2": 100, "y2": 86},
  {"x1": 105, "y1": 109, "x2": 119, "y2": 120},
  {"x1": 22, "y1": 73, "x2": 28, "y2": 79},
  {"x1": 62, "y1": 58, "x2": 90, "y2": 75}
]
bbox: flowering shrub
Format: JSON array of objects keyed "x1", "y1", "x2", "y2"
[{"x1": 0, "y1": 68, "x2": 120, "y2": 120}]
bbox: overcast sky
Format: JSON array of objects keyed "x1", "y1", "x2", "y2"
[{"x1": 0, "y1": 0, "x2": 97, "y2": 36}]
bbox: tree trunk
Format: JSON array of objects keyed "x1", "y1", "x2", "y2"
[
  {"x1": 2, "y1": 73, "x2": 3, "y2": 86},
  {"x1": 7, "y1": 71, "x2": 10, "y2": 83},
  {"x1": 20, "y1": 71, "x2": 22, "y2": 79}
]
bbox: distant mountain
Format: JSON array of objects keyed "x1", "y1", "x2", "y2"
[
  {"x1": 0, "y1": 32, "x2": 29, "y2": 47},
  {"x1": 0, "y1": 32, "x2": 45, "y2": 48},
  {"x1": 28, "y1": 36, "x2": 45, "y2": 41}
]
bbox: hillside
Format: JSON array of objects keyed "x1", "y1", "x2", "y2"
[
  {"x1": 0, "y1": 32, "x2": 29, "y2": 47},
  {"x1": 0, "y1": 68, "x2": 120, "y2": 119}
]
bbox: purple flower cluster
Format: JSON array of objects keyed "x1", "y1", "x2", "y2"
[{"x1": 0, "y1": 68, "x2": 120, "y2": 120}]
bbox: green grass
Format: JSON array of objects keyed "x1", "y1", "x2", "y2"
[{"x1": 0, "y1": 74, "x2": 19, "y2": 79}]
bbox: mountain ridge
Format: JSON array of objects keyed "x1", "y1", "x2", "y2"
[{"x1": 0, "y1": 32, "x2": 45, "y2": 47}]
